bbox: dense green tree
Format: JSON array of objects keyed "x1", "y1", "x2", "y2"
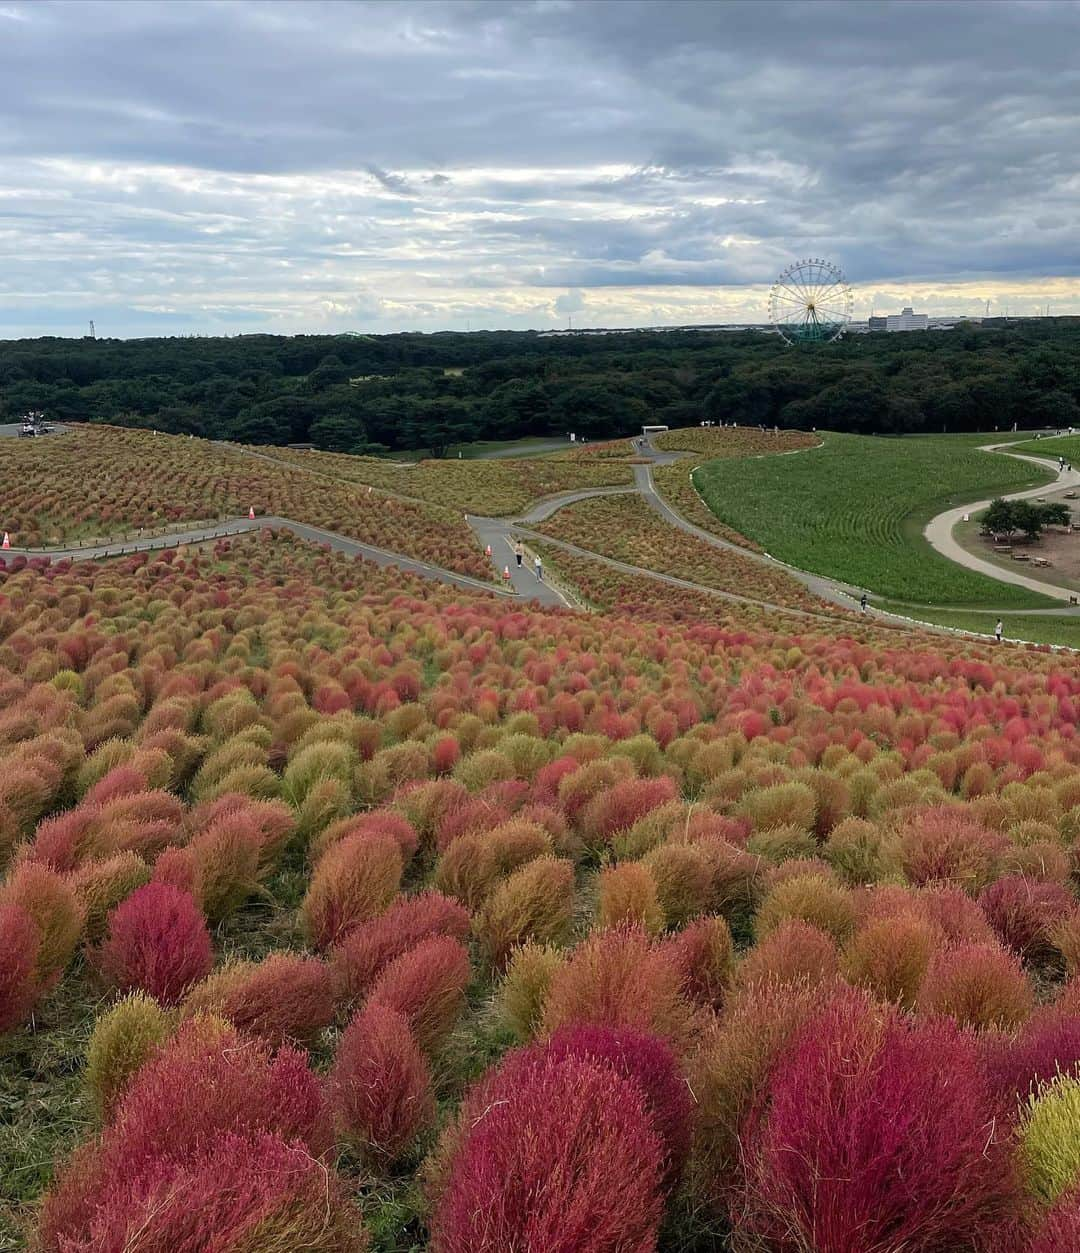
[
  {"x1": 981, "y1": 499, "x2": 1017, "y2": 536},
  {"x1": 4, "y1": 319, "x2": 1080, "y2": 452}
]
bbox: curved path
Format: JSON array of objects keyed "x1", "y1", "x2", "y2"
[
  {"x1": 923, "y1": 443, "x2": 1078, "y2": 602},
  {"x1": 508, "y1": 435, "x2": 863, "y2": 615},
  {"x1": 9, "y1": 423, "x2": 1078, "y2": 645}
]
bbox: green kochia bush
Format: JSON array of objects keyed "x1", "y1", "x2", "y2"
[{"x1": 85, "y1": 992, "x2": 172, "y2": 1120}]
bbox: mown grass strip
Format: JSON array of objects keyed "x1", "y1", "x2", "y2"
[{"x1": 693, "y1": 432, "x2": 1057, "y2": 608}]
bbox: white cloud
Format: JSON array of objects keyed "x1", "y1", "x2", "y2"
[{"x1": 1, "y1": 1, "x2": 1079, "y2": 335}]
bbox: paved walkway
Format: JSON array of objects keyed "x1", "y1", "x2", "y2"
[
  {"x1": 0, "y1": 516, "x2": 518, "y2": 599},
  {"x1": 922, "y1": 443, "x2": 1079, "y2": 603},
  {"x1": 506, "y1": 435, "x2": 862, "y2": 615},
  {"x1": 10, "y1": 423, "x2": 1079, "y2": 645},
  {"x1": 463, "y1": 514, "x2": 572, "y2": 608}
]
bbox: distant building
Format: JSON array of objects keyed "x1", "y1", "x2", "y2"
[
  {"x1": 867, "y1": 315, "x2": 888, "y2": 332},
  {"x1": 886, "y1": 307, "x2": 929, "y2": 333}
]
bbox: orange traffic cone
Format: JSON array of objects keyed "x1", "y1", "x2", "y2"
[
  {"x1": 248, "y1": 506, "x2": 255, "y2": 520},
  {"x1": 502, "y1": 565, "x2": 511, "y2": 582},
  {"x1": 1, "y1": 532, "x2": 8, "y2": 550},
  {"x1": 485, "y1": 544, "x2": 493, "y2": 557}
]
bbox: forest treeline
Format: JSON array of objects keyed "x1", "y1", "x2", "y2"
[{"x1": 2, "y1": 319, "x2": 1079, "y2": 455}]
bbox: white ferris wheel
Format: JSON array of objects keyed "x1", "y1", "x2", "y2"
[{"x1": 769, "y1": 258, "x2": 853, "y2": 345}]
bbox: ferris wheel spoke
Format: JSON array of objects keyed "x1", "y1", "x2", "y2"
[
  {"x1": 772, "y1": 282, "x2": 807, "y2": 303},
  {"x1": 812, "y1": 298, "x2": 850, "y2": 318},
  {"x1": 780, "y1": 268, "x2": 815, "y2": 304},
  {"x1": 773, "y1": 294, "x2": 809, "y2": 316},
  {"x1": 787, "y1": 271, "x2": 817, "y2": 305},
  {"x1": 775, "y1": 280, "x2": 809, "y2": 304}
]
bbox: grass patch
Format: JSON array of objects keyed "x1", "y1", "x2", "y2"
[
  {"x1": 693, "y1": 432, "x2": 1057, "y2": 608},
  {"x1": 876, "y1": 601, "x2": 1080, "y2": 649},
  {"x1": 1010, "y1": 434, "x2": 1080, "y2": 463}
]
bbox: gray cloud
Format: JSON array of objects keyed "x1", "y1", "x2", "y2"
[{"x1": 1, "y1": 0, "x2": 1079, "y2": 334}]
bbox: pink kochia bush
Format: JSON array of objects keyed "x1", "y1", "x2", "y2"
[
  {"x1": 331, "y1": 890, "x2": 471, "y2": 1008},
  {"x1": 735, "y1": 989, "x2": 1019, "y2": 1253},
  {"x1": 38, "y1": 1018, "x2": 352, "y2": 1250},
  {"x1": 579, "y1": 776, "x2": 678, "y2": 844},
  {"x1": 185, "y1": 953, "x2": 335, "y2": 1048},
  {"x1": 366, "y1": 934, "x2": 471, "y2": 1055},
  {"x1": 41, "y1": 1131, "x2": 369, "y2": 1252},
  {"x1": 329, "y1": 1003, "x2": 434, "y2": 1164},
  {"x1": 543, "y1": 1024, "x2": 692, "y2": 1191},
  {"x1": 95, "y1": 882, "x2": 213, "y2": 1005},
  {"x1": 978, "y1": 875, "x2": 1076, "y2": 962},
  {"x1": 0, "y1": 902, "x2": 41, "y2": 1033},
  {"x1": 430, "y1": 1046, "x2": 664, "y2": 1253},
  {"x1": 986, "y1": 1006, "x2": 1080, "y2": 1107},
  {"x1": 1030, "y1": 1186, "x2": 1080, "y2": 1253}
]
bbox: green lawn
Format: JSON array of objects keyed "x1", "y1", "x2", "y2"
[
  {"x1": 876, "y1": 601, "x2": 1080, "y2": 650},
  {"x1": 1009, "y1": 434, "x2": 1080, "y2": 464},
  {"x1": 692, "y1": 431, "x2": 1058, "y2": 608}
]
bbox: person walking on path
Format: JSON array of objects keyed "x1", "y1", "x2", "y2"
[
  {"x1": 860, "y1": 592, "x2": 868, "y2": 613},
  {"x1": 515, "y1": 543, "x2": 523, "y2": 569},
  {"x1": 534, "y1": 554, "x2": 543, "y2": 581},
  {"x1": 995, "y1": 619, "x2": 1004, "y2": 644}
]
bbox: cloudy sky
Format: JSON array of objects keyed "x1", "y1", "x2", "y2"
[{"x1": 2, "y1": 0, "x2": 1080, "y2": 337}]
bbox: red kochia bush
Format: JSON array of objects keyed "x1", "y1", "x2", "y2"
[
  {"x1": 0, "y1": 902, "x2": 41, "y2": 1034},
  {"x1": 331, "y1": 890, "x2": 470, "y2": 1008},
  {"x1": 897, "y1": 808, "x2": 1007, "y2": 892},
  {"x1": 978, "y1": 875, "x2": 1076, "y2": 961},
  {"x1": 366, "y1": 935, "x2": 471, "y2": 1055},
  {"x1": 329, "y1": 1004, "x2": 434, "y2": 1164},
  {"x1": 301, "y1": 831, "x2": 403, "y2": 950},
  {"x1": 1030, "y1": 1186, "x2": 1080, "y2": 1253},
  {"x1": 430, "y1": 1050, "x2": 664, "y2": 1253},
  {"x1": 200, "y1": 953, "x2": 335, "y2": 1048},
  {"x1": 39, "y1": 1019, "x2": 330, "y2": 1246},
  {"x1": 736, "y1": 991, "x2": 1019, "y2": 1253},
  {"x1": 96, "y1": 882, "x2": 213, "y2": 1005},
  {"x1": 312, "y1": 810, "x2": 419, "y2": 864},
  {"x1": 544, "y1": 1024, "x2": 692, "y2": 1190},
  {"x1": 41, "y1": 1130, "x2": 367, "y2": 1253},
  {"x1": 664, "y1": 914, "x2": 734, "y2": 1012},
  {"x1": 986, "y1": 1006, "x2": 1080, "y2": 1107},
  {"x1": 579, "y1": 776, "x2": 679, "y2": 844}
]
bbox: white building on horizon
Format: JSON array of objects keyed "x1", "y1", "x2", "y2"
[{"x1": 885, "y1": 306, "x2": 929, "y2": 333}]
